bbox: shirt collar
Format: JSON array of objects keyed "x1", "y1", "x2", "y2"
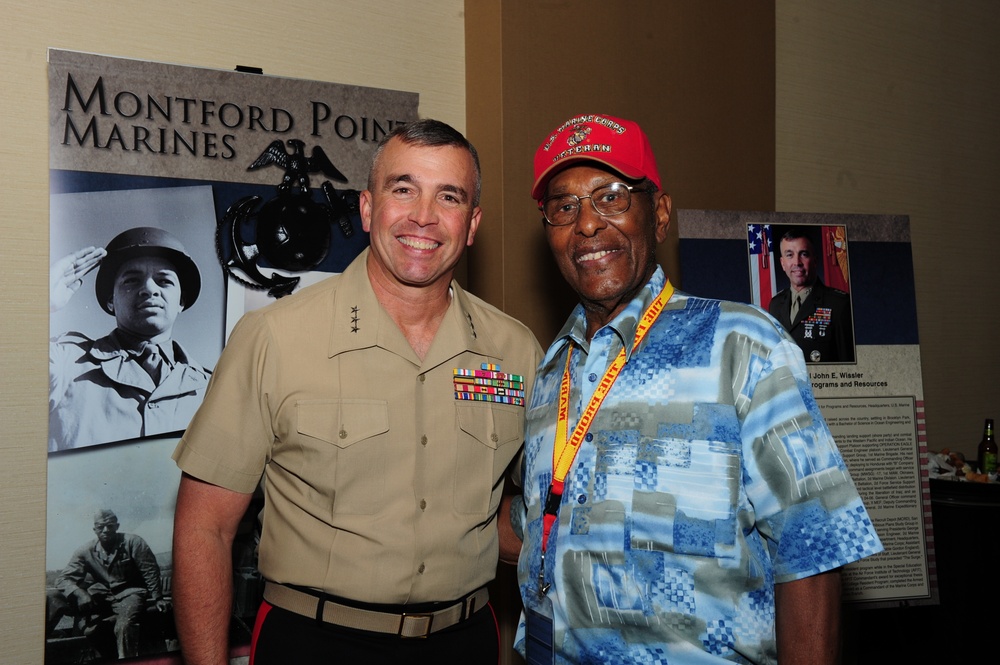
[
  {"x1": 109, "y1": 329, "x2": 177, "y2": 365},
  {"x1": 548, "y1": 266, "x2": 668, "y2": 362}
]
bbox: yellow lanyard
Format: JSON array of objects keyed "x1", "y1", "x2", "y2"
[{"x1": 541, "y1": 281, "x2": 673, "y2": 552}]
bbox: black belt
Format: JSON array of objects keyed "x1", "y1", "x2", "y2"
[{"x1": 262, "y1": 582, "x2": 489, "y2": 638}]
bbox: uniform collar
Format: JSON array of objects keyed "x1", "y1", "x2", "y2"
[
  {"x1": 110, "y1": 328, "x2": 177, "y2": 365},
  {"x1": 89, "y1": 329, "x2": 182, "y2": 366},
  {"x1": 92, "y1": 533, "x2": 124, "y2": 560},
  {"x1": 328, "y1": 248, "x2": 503, "y2": 369}
]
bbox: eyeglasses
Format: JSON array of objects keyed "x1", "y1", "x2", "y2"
[{"x1": 540, "y1": 182, "x2": 651, "y2": 227}]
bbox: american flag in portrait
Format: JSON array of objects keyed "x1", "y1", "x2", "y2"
[{"x1": 747, "y1": 223, "x2": 776, "y2": 310}]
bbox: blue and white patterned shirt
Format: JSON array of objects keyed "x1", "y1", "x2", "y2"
[{"x1": 514, "y1": 267, "x2": 882, "y2": 664}]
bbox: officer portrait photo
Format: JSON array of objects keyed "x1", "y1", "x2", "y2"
[
  {"x1": 48, "y1": 185, "x2": 224, "y2": 452},
  {"x1": 765, "y1": 224, "x2": 856, "y2": 364}
]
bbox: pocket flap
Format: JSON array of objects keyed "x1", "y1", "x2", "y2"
[
  {"x1": 297, "y1": 399, "x2": 389, "y2": 448},
  {"x1": 457, "y1": 403, "x2": 523, "y2": 450}
]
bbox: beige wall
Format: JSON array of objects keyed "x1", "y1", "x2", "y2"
[
  {"x1": 776, "y1": 0, "x2": 1000, "y2": 460},
  {"x1": 0, "y1": 1, "x2": 467, "y2": 661}
]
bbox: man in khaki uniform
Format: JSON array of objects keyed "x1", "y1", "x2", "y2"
[{"x1": 171, "y1": 120, "x2": 541, "y2": 665}]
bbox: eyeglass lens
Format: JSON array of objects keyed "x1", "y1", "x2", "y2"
[{"x1": 543, "y1": 182, "x2": 636, "y2": 226}]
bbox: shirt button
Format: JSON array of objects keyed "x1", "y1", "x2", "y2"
[
  {"x1": 420, "y1": 435, "x2": 428, "y2": 446},
  {"x1": 419, "y1": 374, "x2": 426, "y2": 383},
  {"x1": 577, "y1": 495, "x2": 587, "y2": 504},
  {"x1": 339, "y1": 429, "x2": 347, "y2": 439},
  {"x1": 585, "y1": 432, "x2": 593, "y2": 442},
  {"x1": 418, "y1": 563, "x2": 425, "y2": 574},
  {"x1": 420, "y1": 499, "x2": 427, "y2": 510},
  {"x1": 588, "y1": 373, "x2": 598, "y2": 383},
  {"x1": 490, "y1": 433, "x2": 499, "y2": 443}
]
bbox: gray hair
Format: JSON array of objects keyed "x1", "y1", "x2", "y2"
[{"x1": 367, "y1": 119, "x2": 482, "y2": 207}]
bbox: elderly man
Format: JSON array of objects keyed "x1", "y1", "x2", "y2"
[
  {"x1": 48, "y1": 226, "x2": 211, "y2": 451},
  {"x1": 508, "y1": 114, "x2": 882, "y2": 665},
  {"x1": 172, "y1": 119, "x2": 542, "y2": 665},
  {"x1": 46, "y1": 510, "x2": 169, "y2": 659},
  {"x1": 768, "y1": 227, "x2": 855, "y2": 363}
]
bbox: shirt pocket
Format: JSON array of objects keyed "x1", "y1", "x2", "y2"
[
  {"x1": 628, "y1": 437, "x2": 740, "y2": 561},
  {"x1": 295, "y1": 399, "x2": 389, "y2": 515},
  {"x1": 454, "y1": 402, "x2": 524, "y2": 515}
]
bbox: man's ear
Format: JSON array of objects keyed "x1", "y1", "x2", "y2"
[
  {"x1": 654, "y1": 193, "x2": 672, "y2": 243},
  {"x1": 359, "y1": 189, "x2": 373, "y2": 233},
  {"x1": 466, "y1": 207, "x2": 482, "y2": 247}
]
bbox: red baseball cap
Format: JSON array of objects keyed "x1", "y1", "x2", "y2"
[{"x1": 531, "y1": 114, "x2": 661, "y2": 201}]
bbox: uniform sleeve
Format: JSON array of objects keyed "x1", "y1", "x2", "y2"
[
  {"x1": 55, "y1": 546, "x2": 91, "y2": 595},
  {"x1": 172, "y1": 311, "x2": 277, "y2": 494},
  {"x1": 836, "y1": 295, "x2": 855, "y2": 361},
  {"x1": 129, "y1": 536, "x2": 164, "y2": 601},
  {"x1": 49, "y1": 336, "x2": 85, "y2": 410}
]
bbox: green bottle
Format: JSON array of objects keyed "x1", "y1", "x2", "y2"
[{"x1": 977, "y1": 418, "x2": 997, "y2": 474}]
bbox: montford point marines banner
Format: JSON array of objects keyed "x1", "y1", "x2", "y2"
[
  {"x1": 677, "y1": 211, "x2": 933, "y2": 608},
  {"x1": 46, "y1": 49, "x2": 418, "y2": 664},
  {"x1": 50, "y1": 49, "x2": 415, "y2": 183}
]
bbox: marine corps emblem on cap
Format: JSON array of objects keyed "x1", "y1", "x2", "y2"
[
  {"x1": 566, "y1": 125, "x2": 591, "y2": 147},
  {"x1": 531, "y1": 114, "x2": 662, "y2": 201}
]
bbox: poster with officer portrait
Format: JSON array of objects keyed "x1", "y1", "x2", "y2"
[{"x1": 46, "y1": 49, "x2": 418, "y2": 663}]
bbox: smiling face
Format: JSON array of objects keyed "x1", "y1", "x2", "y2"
[
  {"x1": 779, "y1": 236, "x2": 817, "y2": 291},
  {"x1": 360, "y1": 137, "x2": 481, "y2": 294},
  {"x1": 109, "y1": 256, "x2": 184, "y2": 342},
  {"x1": 543, "y1": 164, "x2": 671, "y2": 336}
]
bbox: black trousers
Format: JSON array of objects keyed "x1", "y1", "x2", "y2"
[{"x1": 250, "y1": 599, "x2": 500, "y2": 665}]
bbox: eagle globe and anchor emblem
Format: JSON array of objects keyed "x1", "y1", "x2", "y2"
[{"x1": 217, "y1": 138, "x2": 361, "y2": 298}]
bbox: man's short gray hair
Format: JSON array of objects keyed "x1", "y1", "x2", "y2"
[{"x1": 367, "y1": 119, "x2": 482, "y2": 207}]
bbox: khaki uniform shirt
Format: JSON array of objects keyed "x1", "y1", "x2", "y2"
[{"x1": 173, "y1": 249, "x2": 542, "y2": 604}]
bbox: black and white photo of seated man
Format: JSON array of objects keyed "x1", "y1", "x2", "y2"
[
  {"x1": 49, "y1": 226, "x2": 212, "y2": 452},
  {"x1": 768, "y1": 226, "x2": 856, "y2": 363},
  {"x1": 45, "y1": 509, "x2": 173, "y2": 661}
]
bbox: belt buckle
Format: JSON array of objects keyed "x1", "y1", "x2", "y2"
[{"x1": 398, "y1": 612, "x2": 434, "y2": 639}]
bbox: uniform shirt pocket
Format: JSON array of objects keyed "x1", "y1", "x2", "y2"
[
  {"x1": 454, "y1": 403, "x2": 524, "y2": 515},
  {"x1": 295, "y1": 399, "x2": 389, "y2": 515}
]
